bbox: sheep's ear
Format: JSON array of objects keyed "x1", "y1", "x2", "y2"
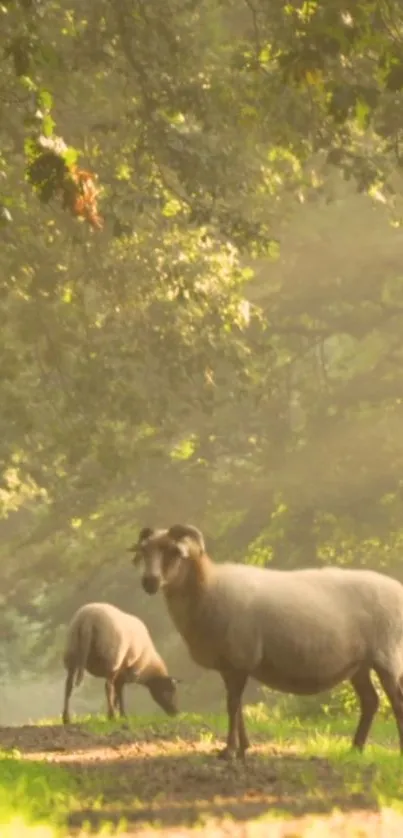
[
  {"x1": 127, "y1": 527, "x2": 155, "y2": 553},
  {"x1": 138, "y1": 526, "x2": 155, "y2": 543},
  {"x1": 130, "y1": 552, "x2": 141, "y2": 566},
  {"x1": 127, "y1": 527, "x2": 155, "y2": 565},
  {"x1": 168, "y1": 524, "x2": 205, "y2": 555}
]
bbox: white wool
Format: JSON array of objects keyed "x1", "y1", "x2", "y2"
[
  {"x1": 166, "y1": 562, "x2": 403, "y2": 693},
  {"x1": 64, "y1": 602, "x2": 166, "y2": 681}
]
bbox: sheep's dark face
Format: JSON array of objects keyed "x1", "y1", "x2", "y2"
[
  {"x1": 130, "y1": 524, "x2": 205, "y2": 594},
  {"x1": 147, "y1": 675, "x2": 179, "y2": 716},
  {"x1": 142, "y1": 537, "x2": 187, "y2": 593}
]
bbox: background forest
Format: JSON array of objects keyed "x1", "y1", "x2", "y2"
[{"x1": 2, "y1": 0, "x2": 403, "y2": 723}]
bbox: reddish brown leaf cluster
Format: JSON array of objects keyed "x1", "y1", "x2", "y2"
[
  {"x1": 62, "y1": 166, "x2": 104, "y2": 230},
  {"x1": 27, "y1": 137, "x2": 104, "y2": 230}
]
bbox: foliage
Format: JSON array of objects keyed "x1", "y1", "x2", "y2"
[
  {"x1": 263, "y1": 678, "x2": 391, "y2": 722},
  {"x1": 2, "y1": 0, "x2": 403, "y2": 680}
]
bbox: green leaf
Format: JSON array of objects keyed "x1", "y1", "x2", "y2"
[
  {"x1": 42, "y1": 114, "x2": 55, "y2": 138},
  {"x1": 62, "y1": 147, "x2": 79, "y2": 166},
  {"x1": 162, "y1": 198, "x2": 182, "y2": 217},
  {"x1": 38, "y1": 90, "x2": 53, "y2": 112},
  {"x1": 355, "y1": 98, "x2": 370, "y2": 131}
]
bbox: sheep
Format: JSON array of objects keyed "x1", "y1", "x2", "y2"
[
  {"x1": 129, "y1": 524, "x2": 403, "y2": 760},
  {"x1": 62, "y1": 601, "x2": 179, "y2": 724}
]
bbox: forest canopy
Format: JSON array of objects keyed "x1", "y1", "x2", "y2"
[{"x1": 2, "y1": 0, "x2": 403, "y2": 664}]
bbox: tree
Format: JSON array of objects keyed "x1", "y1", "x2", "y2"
[{"x1": 1, "y1": 0, "x2": 403, "y2": 668}]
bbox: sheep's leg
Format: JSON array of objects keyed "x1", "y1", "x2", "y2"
[
  {"x1": 350, "y1": 668, "x2": 379, "y2": 750},
  {"x1": 105, "y1": 678, "x2": 116, "y2": 720},
  {"x1": 218, "y1": 670, "x2": 248, "y2": 761},
  {"x1": 237, "y1": 707, "x2": 250, "y2": 757},
  {"x1": 114, "y1": 677, "x2": 127, "y2": 718},
  {"x1": 62, "y1": 669, "x2": 75, "y2": 725},
  {"x1": 374, "y1": 666, "x2": 403, "y2": 753}
]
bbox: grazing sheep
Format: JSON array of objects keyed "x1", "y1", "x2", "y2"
[
  {"x1": 130, "y1": 524, "x2": 403, "y2": 760},
  {"x1": 62, "y1": 602, "x2": 179, "y2": 724}
]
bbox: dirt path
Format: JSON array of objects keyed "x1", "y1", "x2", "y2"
[{"x1": 0, "y1": 724, "x2": 401, "y2": 836}]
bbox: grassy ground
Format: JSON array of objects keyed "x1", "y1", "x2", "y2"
[{"x1": 0, "y1": 706, "x2": 403, "y2": 836}]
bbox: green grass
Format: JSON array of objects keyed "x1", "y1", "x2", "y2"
[
  {"x1": 1, "y1": 707, "x2": 403, "y2": 835},
  {"x1": 0, "y1": 751, "x2": 76, "y2": 837}
]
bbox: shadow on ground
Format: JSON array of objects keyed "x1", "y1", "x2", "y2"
[{"x1": 0, "y1": 722, "x2": 381, "y2": 831}]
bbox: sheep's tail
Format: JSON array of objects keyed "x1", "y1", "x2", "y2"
[
  {"x1": 65, "y1": 618, "x2": 92, "y2": 688},
  {"x1": 75, "y1": 618, "x2": 94, "y2": 687}
]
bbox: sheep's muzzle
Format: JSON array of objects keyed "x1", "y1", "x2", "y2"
[{"x1": 142, "y1": 574, "x2": 160, "y2": 595}]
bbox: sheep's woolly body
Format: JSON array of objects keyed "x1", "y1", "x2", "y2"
[
  {"x1": 165, "y1": 562, "x2": 403, "y2": 693},
  {"x1": 64, "y1": 602, "x2": 167, "y2": 684},
  {"x1": 135, "y1": 524, "x2": 403, "y2": 753}
]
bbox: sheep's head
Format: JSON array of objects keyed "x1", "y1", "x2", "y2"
[
  {"x1": 124, "y1": 667, "x2": 180, "y2": 715},
  {"x1": 129, "y1": 524, "x2": 205, "y2": 594},
  {"x1": 147, "y1": 674, "x2": 180, "y2": 716}
]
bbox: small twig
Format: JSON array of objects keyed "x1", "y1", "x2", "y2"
[{"x1": 244, "y1": 0, "x2": 262, "y2": 56}]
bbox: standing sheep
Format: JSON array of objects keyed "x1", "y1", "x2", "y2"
[
  {"x1": 130, "y1": 524, "x2": 403, "y2": 760},
  {"x1": 62, "y1": 602, "x2": 179, "y2": 724}
]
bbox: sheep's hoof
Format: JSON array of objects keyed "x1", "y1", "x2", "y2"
[
  {"x1": 62, "y1": 714, "x2": 70, "y2": 726},
  {"x1": 216, "y1": 746, "x2": 237, "y2": 761},
  {"x1": 351, "y1": 743, "x2": 364, "y2": 753}
]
